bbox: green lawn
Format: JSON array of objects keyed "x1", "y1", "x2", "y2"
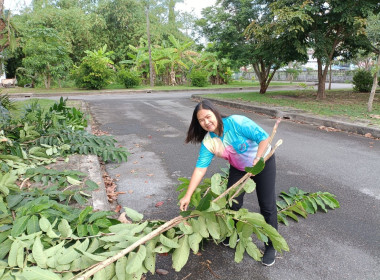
[
  {"x1": 10, "y1": 99, "x2": 81, "y2": 119},
  {"x1": 203, "y1": 89, "x2": 380, "y2": 126}
]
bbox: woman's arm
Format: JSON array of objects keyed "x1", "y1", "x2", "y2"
[
  {"x1": 253, "y1": 137, "x2": 270, "y2": 166},
  {"x1": 179, "y1": 167, "x2": 208, "y2": 211}
]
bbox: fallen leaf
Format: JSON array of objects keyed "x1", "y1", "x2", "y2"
[
  {"x1": 365, "y1": 133, "x2": 372, "y2": 138},
  {"x1": 114, "y1": 205, "x2": 122, "y2": 213},
  {"x1": 115, "y1": 174, "x2": 120, "y2": 177},
  {"x1": 147, "y1": 173, "x2": 154, "y2": 177},
  {"x1": 130, "y1": 170, "x2": 137, "y2": 173},
  {"x1": 156, "y1": 269, "x2": 169, "y2": 275},
  {"x1": 118, "y1": 212, "x2": 132, "y2": 224},
  {"x1": 128, "y1": 190, "x2": 134, "y2": 194},
  {"x1": 155, "y1": 201, "x2": 164, "y2": 207}
]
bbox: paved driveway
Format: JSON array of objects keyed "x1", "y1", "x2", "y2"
[{"x1": 73, "y1": 90, "x2": 379, "y2": 280}]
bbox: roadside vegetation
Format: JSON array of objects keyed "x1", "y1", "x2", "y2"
[
  {"x1": 204, "y1": 88, "x2": 380, "y2": 126},
  {"x1": 0, "y1": 97, "x2": 339, "y2": 279}
]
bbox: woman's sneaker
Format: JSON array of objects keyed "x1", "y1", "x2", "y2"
[{"x1": 261, "y1": 245, "x2": 276, "y2": 266}]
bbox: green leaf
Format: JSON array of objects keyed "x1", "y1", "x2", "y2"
[
  {"x1": 115, "y1": 256, "x2": 127, "y2": 280},
  {"x1": 196, "y1": 192, "x2": 212, "y2": 211},
  {"x1": 246, "y1": 241, "x2": 262, "y2": 261},
  {"x1": 78, "y1": 206, "x2": 93, "y2": 225},
  {"x1": 204, "y1": 213, "x2": 220, "y2": 240},
  {"x1": 11, "y1": 215, "x2": 29, "y2": 237},
  {"x1": 243, "y1": 178, "x2": 256, "y2": 193},
  {"x1": 178, "y1": 222, "x2": 193, "y2": 235},
  {"x1": 77, "y1": 224, "x2": 88, "y2": 237},
  {"x1": 188, "y1": 232, "x2": 203, "y2": 254},
  {"x1": 8, "y1": 240, "x2": 20, "y2": 267},
  {"x1": 19, "y1": 266, "x2": 61, "y2": 280},
  {"x1": 244, "y1": 158, "x2": 265, "y2": 175},
  {"x1": 58, "y1": 219, "x2": 73, "y2": 238},
  {"x1": 73, "y1": 193, "x2": 87, "y2": 205},
  {"x1": 282, "y1": 210, "x2": 299, "y2": 222},
  {"x1": 87, "y1": 224, "x2": 100, "y2": 235},
  {"x1": 159, "y1": 234, "x2": 180, "y2": 248},
  {"x1": 85, "y1": 179, "x2": 100, "y2": 191},
  {"x1": 144, "y1": 240, "x2": 157, "y2": 274},
  {"x1": 192, "y1": 217, "x2": 209, "y2": 238},
  {"x1": 32, "y1": 236, "x2": 47, "y2": 268},
  {"x1": 27, "y1": 215, "x2": 40, "y2": 234},
  {"x1": 210, "y1": 173, "x2": 223, "y2": 195},
  {"x1": 123, "y1": 207, "x2": 143, "y2": 222},
  {"x1": 234, "y1": 239, "x2": 245, "y2": 263},
  {"x1": 172, "y1": 235, "x2": 190, "y2": 272},
  {"x1": 88, "y1": 211, "x2": 113, "y2": 223},
  {"x1": 125, "y1": 245, "x2": 146, "y2": 274}
]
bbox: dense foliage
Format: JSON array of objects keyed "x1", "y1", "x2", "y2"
[
  {"x1": 352, "y1": 69, "x2": 373, "y2": 92},
  {"x1": 72, "y1": 46, "x2": 115, "y2": 90},
  {"x1": 190, "y1": 70, "x2": 208, "y2": 87},
  {"x1": 117, "y1": 68, "x2": 141, "y2": 89}
]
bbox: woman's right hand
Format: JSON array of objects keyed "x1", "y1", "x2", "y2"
[{"x1": 179, "y1": 195, "x2": 191, "y2": 211}]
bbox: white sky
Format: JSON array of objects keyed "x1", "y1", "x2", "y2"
[
  {"x1": 5, "y1": 0, "x2": 216, "y2": 15},
  {"x1": 176, "y1": 0, "x2": 215, "y2": 17}
]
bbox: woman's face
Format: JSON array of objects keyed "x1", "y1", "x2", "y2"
[{"x1": 197, "y1": 109, "x2": 218, "y2": 133}]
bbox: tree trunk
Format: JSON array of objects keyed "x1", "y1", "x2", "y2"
[
  {"x1": 170, "y1": 68, "x2": 176, "y2": 86},
  {"x1": 328, "y1": 63, "x2": 332, "y2": 90},
  {"x1": 368, "y1": 53, "x2": 380, "y2": 112},
  {"x1": 146, "y1": 5, "x2": 154, "y2": 87},
  {"x1": 316, "y1": 59, "x2": 329, "y2": 99}
]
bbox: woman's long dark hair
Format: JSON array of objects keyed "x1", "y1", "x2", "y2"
[{"x1": 185, "y1": 100, "x2": 224, "y2": 144}]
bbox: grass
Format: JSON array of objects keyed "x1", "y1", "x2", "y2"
[
  {"x1": 10, "y1": 99, "x2": 80, "y2": 119},
  {"x1": 2, "y1": 80, "x2": 291, "y2": 94},
  {"x1": 203, "y1": 88, "x2": 380, "y2": 126}
]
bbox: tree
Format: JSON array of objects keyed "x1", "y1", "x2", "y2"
[
  {"x1": 22, "y1": 27, "x2": 72, "y2": 88},
  {"x1": 269, "y1": 0, "x2": 379, "y2": 99},
  {"x1": 363, "y1": 12, "x2": 380, "y2": 112},
  {"x1": 198, "y1": 0, "x2": 311, "y2": 94}
]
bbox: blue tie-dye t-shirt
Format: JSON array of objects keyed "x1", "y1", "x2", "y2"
[{"x1": 196, "y1": 115, "x2": 270, "y2": 171}]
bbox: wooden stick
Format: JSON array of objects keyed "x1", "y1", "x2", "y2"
[{"x1": 73, "y1": 215, "x2": 187, "y2": 280}]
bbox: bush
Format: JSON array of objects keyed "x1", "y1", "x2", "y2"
[
  {"x1": 352, "y1": 69, "x2": 373, "y2": 92},
  {"x1": 117, "y1": 69, "x2": 141, "y2": 88},
  {"x1": 190, "y1": 70, "x2": 209, "y2": 87},
  {"x1": 72, "y1": 47, "x2": 114, "y2": 90}
]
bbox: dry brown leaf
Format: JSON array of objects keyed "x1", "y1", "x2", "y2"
[
  {"x1": 155, "y1": 201, "x2": 164, "y2": 207},
  {"x1": 118, "y1": 212, "x2": 132, "y2": 224},
  {"x1": 365, "y1": 133, "x2": 372, "y2": 138}
]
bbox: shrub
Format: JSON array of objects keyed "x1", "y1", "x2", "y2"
[
  {"x1": 352, "y1": 69, "x2": 373, "y2": 92},
  {"x1": 72, "y1": 46, "x2": 114, "y2": 90},
  {"x1": 190, "y1": 70, "x2": 209, "y2": 87},
  {"x1": 117, "y1": 69, "x2": 141, "y2": 88}
]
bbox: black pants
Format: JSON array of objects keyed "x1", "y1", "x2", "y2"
[{"x1": 228, "y1": 154, "x2": 277, "y2": 230}]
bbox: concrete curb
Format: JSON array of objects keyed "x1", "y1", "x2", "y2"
[
  {"x1": 192, "y1": 95, "x2": 380, "y2": 138},
  {"x1": 81, "y1": 101, "x2": 111, "y2": 212}
]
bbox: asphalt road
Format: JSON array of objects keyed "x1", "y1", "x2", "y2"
[{"x1": 72, "y1": 90, "x2": 380, "y2": 280}]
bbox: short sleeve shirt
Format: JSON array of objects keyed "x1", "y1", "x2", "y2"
[{"x1": 196, "y1": 115, "x2": 269, "y2": 171}]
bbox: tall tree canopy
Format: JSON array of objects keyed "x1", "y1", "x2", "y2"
[
  {"x1": 198, "y1": 0, "x2": 311, "y2": 93},
  {"x1": 267, "y1": 0, "x2": 379, "y2": 99}
]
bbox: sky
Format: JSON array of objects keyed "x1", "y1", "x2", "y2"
[{"x1": 5, "y1": 0, "x2": 216, "y2": 15}]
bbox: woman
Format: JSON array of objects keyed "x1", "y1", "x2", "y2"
[{"x1": 179, "y1": 100, "x2": 278, "y2": 266}]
